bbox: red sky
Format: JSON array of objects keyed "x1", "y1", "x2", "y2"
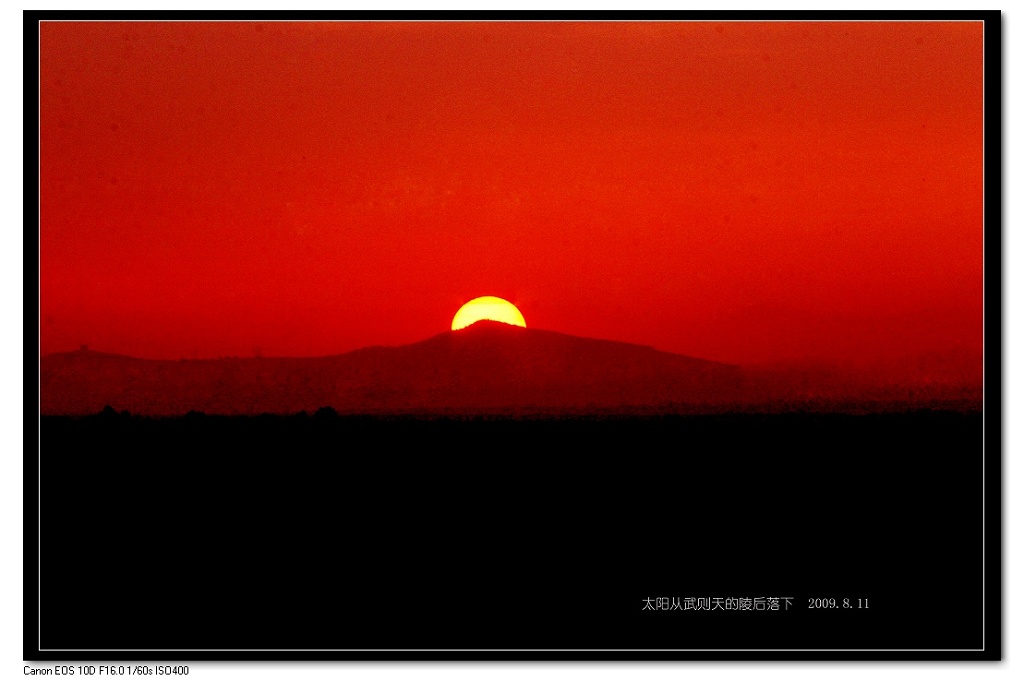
[{"x1": 39, "y1": 21, "x2": 984, "y2": 365}]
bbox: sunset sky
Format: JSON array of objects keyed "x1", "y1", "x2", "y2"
[{"x1": 39, "y1": 21, "x2": 984, "y2": 365}]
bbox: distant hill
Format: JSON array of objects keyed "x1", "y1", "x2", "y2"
[{"x1": 39, "y1": 321, "x2": 982, "y2": 415}]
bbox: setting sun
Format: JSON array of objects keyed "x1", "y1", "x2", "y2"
[{"x1": 451, "y1": 296, "x2": 526, "y2": 331}]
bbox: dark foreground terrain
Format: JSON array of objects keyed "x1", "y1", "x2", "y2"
[{"x1": 37, "y1": 411, "x2": 986, "y2": 655}]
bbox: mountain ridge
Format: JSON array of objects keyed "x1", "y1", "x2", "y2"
[{"x1": 40, "y1": 321, "x2": 981, "y2": 416}]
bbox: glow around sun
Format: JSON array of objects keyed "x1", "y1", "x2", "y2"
[{"x1": 451, "y1": 296, "x2": 527, "y2": 331}]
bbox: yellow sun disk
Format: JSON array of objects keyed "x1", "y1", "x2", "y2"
[{"x1": 451, "y1": 296, "x2": 527, "y2": 331}]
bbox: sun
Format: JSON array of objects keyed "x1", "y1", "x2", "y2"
[{"x1": 451, "y1": 296, "x2": 527, "y2": 331}]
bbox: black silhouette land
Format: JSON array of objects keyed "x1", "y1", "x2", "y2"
[{"x1": 37, "y1": 321, "x2": 985, "y2": 655}]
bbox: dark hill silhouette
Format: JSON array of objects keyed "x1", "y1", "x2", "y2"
[{"x1": 39, "y1": 321, "x2": 981, "y2": 415}]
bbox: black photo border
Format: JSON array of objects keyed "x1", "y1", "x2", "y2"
[{"x1": 24, "y1": 8, "x2": 1003, "y2": 662}]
